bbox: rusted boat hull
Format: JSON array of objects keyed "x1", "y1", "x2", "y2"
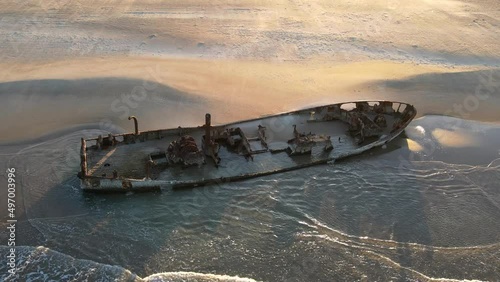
[{"x1": 78, "y1": 101, "x2": 416, "y2": 192}]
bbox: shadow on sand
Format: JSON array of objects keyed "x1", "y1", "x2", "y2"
[
  {"x1": 368, "y1": 69, "x2": 500, "y2": 122},
  {"x1": 0, "y1": 77, "x2": 209, "y2": 143}
]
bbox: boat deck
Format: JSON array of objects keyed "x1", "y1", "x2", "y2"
[{"x1": 80, "y1": 101, "x2": 415, "y2": 191}]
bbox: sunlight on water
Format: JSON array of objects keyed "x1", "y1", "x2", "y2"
[
  {"x1": 431, "y1": 128, "x2": 481, "y2": 148},
  {"x1": 1, "y1": 116, "x2": 499, "y2": 281}
]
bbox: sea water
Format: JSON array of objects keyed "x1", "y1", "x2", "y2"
[{"x1": 1, "y1": 116, "x2": 499, "y2": 281}]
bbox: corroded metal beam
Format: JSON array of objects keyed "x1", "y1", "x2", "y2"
[{"x1": 128, "y1": 116, "x2": 139, "y2": 135}]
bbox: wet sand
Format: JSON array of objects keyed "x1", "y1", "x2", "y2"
[{"x1": 0, "y1": 58, "x2": 497, "y2": 143}]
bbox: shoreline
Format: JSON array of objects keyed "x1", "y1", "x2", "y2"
[{"x1": 0, "y1": 56, "x2": 497, "y2": 143}]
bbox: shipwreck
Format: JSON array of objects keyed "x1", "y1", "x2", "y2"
[{"x1": 77, "y1": 101, "x2": 416, "y2": 192}]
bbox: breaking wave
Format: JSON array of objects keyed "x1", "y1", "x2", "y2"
[{"x1": 0, "y1": 246, "x2": 258, "y2": 282}]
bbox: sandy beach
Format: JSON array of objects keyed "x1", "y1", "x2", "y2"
[{"x1": 1, "y1": 0, "x2": 499, "y2": 142}]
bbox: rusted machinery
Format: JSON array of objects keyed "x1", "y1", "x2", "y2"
[
  {"x1": 287, "y1": 125, "x2": 333, "y2": 155},
  {"x1": 167, "y1": 135, "x2": 205, "y2": 167}
]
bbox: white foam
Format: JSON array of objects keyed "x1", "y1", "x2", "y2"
[
  {"x1": 144, "y1": 272, "x2": 259, "y2": 282},
  {"x1": 0, "y1": 246, "x2": 259, "y2": 282},
  {"x1": 405, "y1": 125, "x2": 426, "y2": 139}
]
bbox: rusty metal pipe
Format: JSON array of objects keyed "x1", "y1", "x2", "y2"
[
  {"x1": 128, "y1": 116, "x2": 139, "y2": 135},
  {"x1": 205, "y1": 113, "x2": 211, "y2": 145},
  {"x1": 80, "y1": 138, "x2": 87, "y2": 177}
]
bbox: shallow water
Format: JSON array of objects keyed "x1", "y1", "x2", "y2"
[{"x1": 1, "y1": 115, "x2": 499, "y2": 281}]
